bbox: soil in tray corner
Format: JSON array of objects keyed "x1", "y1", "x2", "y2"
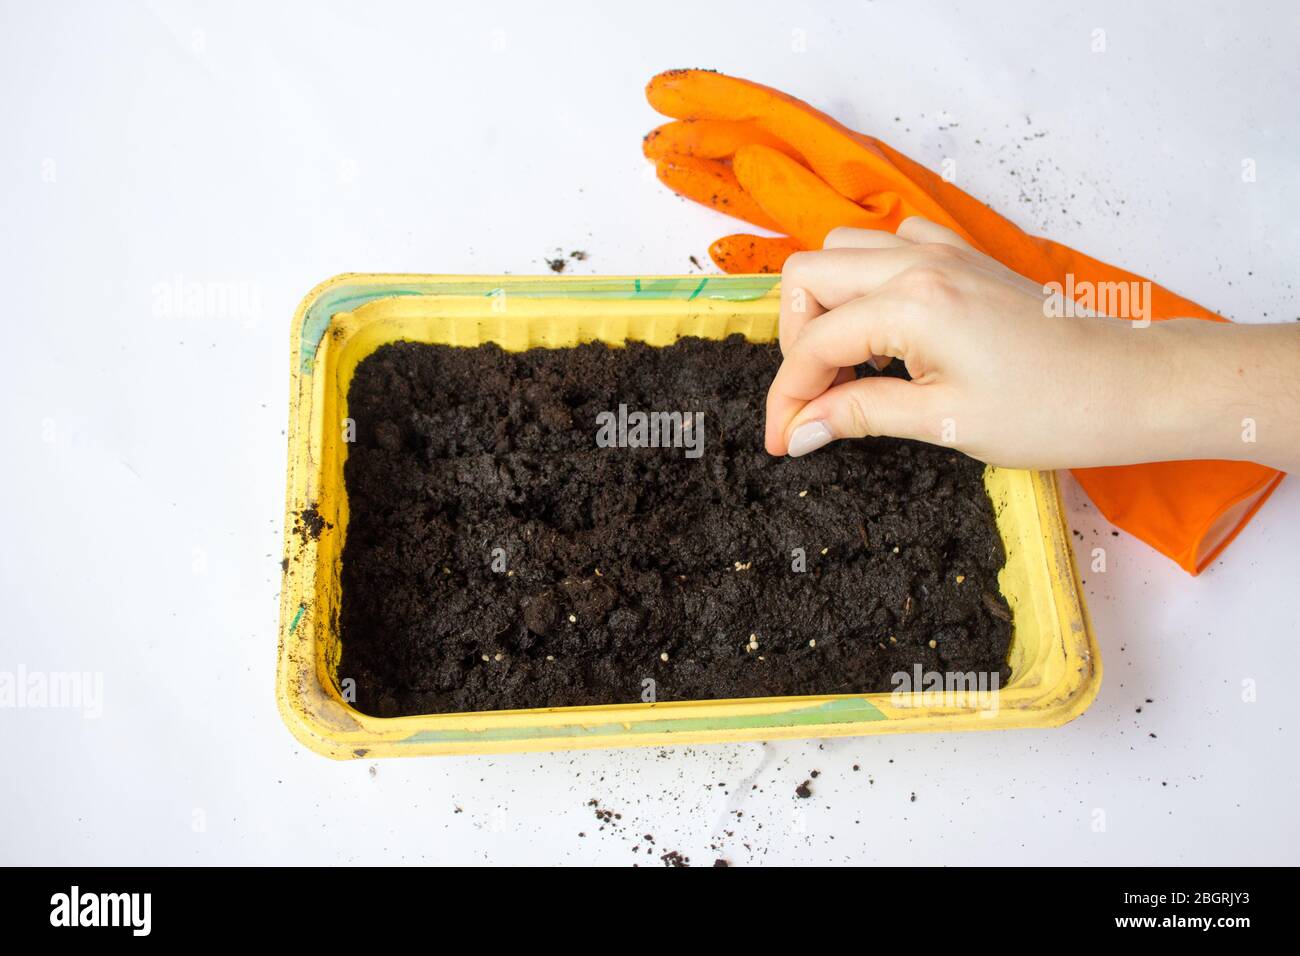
[{"x1": 339, "y1": 336, "x2": 1012, "y2": 717}]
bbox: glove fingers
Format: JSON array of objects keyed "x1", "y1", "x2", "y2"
[
  {"x1": 653, "y1": 154, "x2": 784, "y2": 232},
  {"x1": 644, "y1": 119, "x2": 803, "y2": 162},
  {"x1": 708, "y1": 234, "x2": 802, "y2": 274},
  {"x1": 646, "y1": 69, "x2": 782, "y2": 121},
  {"x1": 648, "y1": 70, "x2": 981, "y2": 238},
  {"x1": 647, "y1": 69, "x2": 901, "y2": 201},
  {"x1": 734, "y1": 144, "x2": 897, "y2": 248}
]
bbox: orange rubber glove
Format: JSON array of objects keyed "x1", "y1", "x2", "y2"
[{"x1": 643, "y1": 69, "x2": 1284, "y2": 575}]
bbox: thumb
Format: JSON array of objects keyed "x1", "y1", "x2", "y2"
[{"x1": 784, "y1": 375, "x2": 936, "y2": 457}]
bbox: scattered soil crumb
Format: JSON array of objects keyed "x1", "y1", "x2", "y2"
[
  {"x1": 546, "y1": 248, "x2": 590, "y2": 273},
  {"x1": 294, "y1": 505, "x2": 331, "y2": 543}
]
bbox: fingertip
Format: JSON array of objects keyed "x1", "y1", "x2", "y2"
[
  {"x1": 896, "y1": 215, "x2": 975, "y2": 251},
  {"x1": 896, "y1": 214, "x2": 931, "y2": 236},
  {"x1": 822, "y1": 226, "x2": 856, "y2": 248},
  {"x1": 786, "y1": 419, "x2": 834, "y2": 458},
  {"x1": 779, "y1": 248, "x2": 814, "y2": 280},
  {"x1": 764, "y1": 414, "x2": 789, "y2": 456},
  {"x1": 764, "y1": 385, "x2": 795, "y2": 456},
  {"x1": 764, "y1": 406, "x2": 789, "y2": 456}
]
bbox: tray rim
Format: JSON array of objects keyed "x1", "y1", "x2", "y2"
[{"x1": 277, "y1": 273, "x2": 1101, "y2": 758}]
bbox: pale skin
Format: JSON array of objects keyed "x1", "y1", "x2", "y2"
[{"x1": 767, "y1": 217, "x2": 1300, "y2": 474}]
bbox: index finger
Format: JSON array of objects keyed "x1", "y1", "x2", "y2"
[
  {"x1": 779, "y1": 230, "x2": 909, "y2": 354},
  {"x1": 766, "y1": 292, "x2": 912, "y2": 454}
]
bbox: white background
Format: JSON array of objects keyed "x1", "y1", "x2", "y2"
[{"x1": 2, "y1": 0, "x2": 1298, "y2": 866}]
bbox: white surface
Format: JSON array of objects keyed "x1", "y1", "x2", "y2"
[{"x1": 2, "y1": 0, "x2": 1298, "y2": 866}]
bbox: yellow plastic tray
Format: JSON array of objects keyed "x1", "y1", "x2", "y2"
[{"x1": 278, "y1": 273, "x2": 1101, "y2": 758}]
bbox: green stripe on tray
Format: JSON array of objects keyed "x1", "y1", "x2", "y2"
[
  {"x1": 298, "y1": 276, "x2": 780, "y2": 373},
  {"x1": 398, "y1": 696, "x2": 886, "y2": 745}
]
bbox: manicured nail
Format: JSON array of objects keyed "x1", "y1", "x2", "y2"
[{"x1": 787, "y1": 420, "x2": 833, "y2": 457}]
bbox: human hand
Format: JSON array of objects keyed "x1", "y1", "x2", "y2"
[{"x1": 767, "y1": 216, "x2": 1300, "y2": 474}]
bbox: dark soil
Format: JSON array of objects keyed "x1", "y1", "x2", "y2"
[
  {"x1": 339, "y1": 336, "x2": 1011, "y2": 717},
  {"x1": 294, "y1": 505, "x2": 330, "y2": 543}
]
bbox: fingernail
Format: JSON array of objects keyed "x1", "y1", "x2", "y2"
[{"x1": 787, "y1": 420, "x2": 833, "y2": 457}]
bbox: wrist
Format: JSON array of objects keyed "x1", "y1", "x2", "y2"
[
  {"x1": 1135, "y1": 319, "x2": 1296, "y2": 470},
  {"x1": 1131, "y1": 319, "x2": 1225, "y2": 463}
]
